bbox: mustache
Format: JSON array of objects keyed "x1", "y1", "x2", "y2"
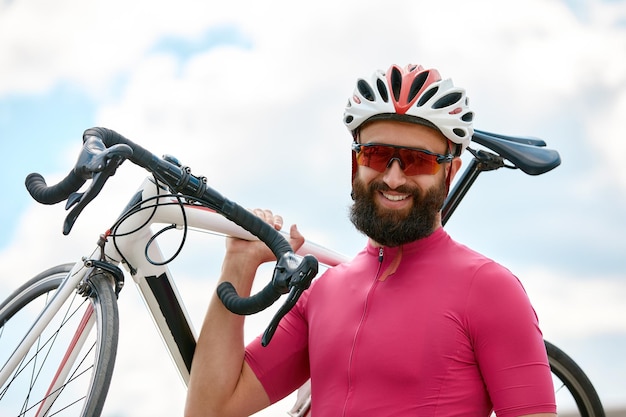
[{"x1": 368, "y1": 181, "x2": 420, "y2": 196}]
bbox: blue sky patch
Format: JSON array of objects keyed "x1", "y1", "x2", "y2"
[
  {"x1": 0, "y1": 84, "x2": 95, "y2": 248},
  {"x1": 150, "y1": 24, "x2": 253, "y2": 64}
]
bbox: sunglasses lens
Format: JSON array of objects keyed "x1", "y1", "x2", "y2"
[
  {"x1": 356, "y1": 146, "x2": 393, "y2": 171},
  {"x1": 398, "y1": 148, "x2": 439, "y2": 175},
  {"x1": 356, "y1": 145, "x2": 441, "y2": 175}
]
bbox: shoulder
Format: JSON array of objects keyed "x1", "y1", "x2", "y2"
[
  {"x1": 463, "y1": 260, "x2": 540, "y2": 338},
  {"x1": 468, "y1": 260, "x2": 526, "y2": 300},
  {"x1": 439, "y1": 232, "x2": 521, "y2": 286}
]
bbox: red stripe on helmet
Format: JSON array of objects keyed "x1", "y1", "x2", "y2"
[{"x1": 387, "y1": 64, "x2": 442, "y2": 115}]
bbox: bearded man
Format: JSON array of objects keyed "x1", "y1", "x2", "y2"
[{"x1": 186, "y1": 64, "x2": 557, "y2": 417}]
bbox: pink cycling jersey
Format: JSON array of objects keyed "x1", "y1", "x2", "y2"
[{"x1": 245, "y1": 228, "x2": 556, "y2": 416}]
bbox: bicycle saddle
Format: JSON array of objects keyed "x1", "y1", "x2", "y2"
[{"x1": 471, "y1": 130, "x2": 561, "y2": 175}]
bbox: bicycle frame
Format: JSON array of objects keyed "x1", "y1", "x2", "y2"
[
  {"x1": 443, "y1": 150, "x2": 508, "y2": 226},
  {"x1": 0, "y1": 175, "x2": 349, "y2": 392}
]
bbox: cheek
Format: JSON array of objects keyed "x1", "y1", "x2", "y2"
[
  {"x1": 355, "y1": 166, "x2": 381, "y2": 184},
  {"x1": 408, "y1": 167, "x2": 446, "y2": 184}
]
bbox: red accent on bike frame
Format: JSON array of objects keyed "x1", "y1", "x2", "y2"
[{"x1": 35, "y1": 303, "x2": 94, "y2": 417}]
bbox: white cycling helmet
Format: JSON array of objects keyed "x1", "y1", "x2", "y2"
[{"x1": 344, "y1": 64, "x2": 474, "y2": 155}]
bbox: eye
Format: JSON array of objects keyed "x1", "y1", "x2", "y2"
[
  {"x1": 399, "y1": 149, "x2": 417, "y2": 166},
  {"x1": 368, "y1": 147, "x2": 391, "y2": 164}
]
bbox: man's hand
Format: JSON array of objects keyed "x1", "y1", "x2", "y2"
[{"x1": 225, "y1": 209, "x2": 305, "y2": 266}]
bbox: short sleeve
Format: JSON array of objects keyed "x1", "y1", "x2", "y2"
[
  {"x1": 465, "y1": 262, "x2": 556, "y2": 416},
  {"x1": 244, "y1": 290, "x2": 311, "y2": 403}
]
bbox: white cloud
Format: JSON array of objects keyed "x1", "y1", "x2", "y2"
[
  {"x1": 586, "y1": 87, "x2": 626, "y2": 191},
  {"x1": 521, "y1": 266, "x2": 626, "y2": 339}
]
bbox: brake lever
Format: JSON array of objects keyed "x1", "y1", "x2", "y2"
[
  {"x1": 62, "y1": 141, "x2": 133, "y2": 235},
  {"x1": 73, "y1": 136, "x2": 131, "y2": 179},
  {"x1": 261, "y1": 254, "x2": 318, "y2": 346}
]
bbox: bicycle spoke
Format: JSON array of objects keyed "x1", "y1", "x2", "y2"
[
  {"x1": 20, "y1": 363, "x2": 93, "y2": 417},
  {"x1": 1, "y1": 266, "x2": 118, "y2": 417},
  {"x1": 5, "y1": 294, "x2": 89, "y2": 414}
]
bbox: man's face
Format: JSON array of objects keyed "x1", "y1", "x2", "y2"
[{"x1": 349, "y1": 120, "x2": 459, "y2": 247}]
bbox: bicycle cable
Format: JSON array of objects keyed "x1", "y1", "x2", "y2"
[{"x1": 108, "y1": 175, "x2": 199, "y2": 269}]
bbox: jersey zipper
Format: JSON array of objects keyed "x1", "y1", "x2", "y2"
[{"x1": 342, "y1": 247, "x2": 384, "y2": 417}]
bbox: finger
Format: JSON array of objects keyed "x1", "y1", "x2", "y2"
[
  {"x1": 288, "y1": 224, "x2": 305, "y2": 252},
  {"x1": 273, "y1": 214, "x2": 284, "y2": 230},
  {"x1": 251, "y1": 208, "x2": 283, "y2": 230},
  {"x1": 252, "y1": 208, "x2": 269, "y2": 221}
]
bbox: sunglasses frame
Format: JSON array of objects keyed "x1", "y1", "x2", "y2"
[{"x1": 352, "y1": 142, "x2": 454, "y2": 175}]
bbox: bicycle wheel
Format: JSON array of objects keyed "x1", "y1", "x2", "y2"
[
  {"x1": 546, "y1": 340, "x2": 605, "y2": 417},
  {"x1": 0, "y1": 263, "x2": 119, "y2": 417}
]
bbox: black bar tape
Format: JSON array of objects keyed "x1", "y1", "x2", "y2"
[
  {"x1": 25, "y1": 171, "x2": 86, "y2": 205},
  {"x1": 220, "y1": 201, "x2": 292, "y2": 259},
  {"x1": 216, "y1": 281, "x2": 281, "y2": 315}
]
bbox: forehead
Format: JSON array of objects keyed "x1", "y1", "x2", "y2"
[{"x1": 358, "y1": 120, "x2": 448, "y2": 152}]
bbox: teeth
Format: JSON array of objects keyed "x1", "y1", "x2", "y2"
[{"x1": 383, "y1": 193, "x2": 408, "y2": 201}]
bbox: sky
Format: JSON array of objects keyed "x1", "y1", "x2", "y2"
[{"x1": 1, "y1": 0, "x2": 625, "y2": 415}]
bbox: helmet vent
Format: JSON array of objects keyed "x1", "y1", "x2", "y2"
[
  {"x1": 433, "y1": 92, "x2": 462, "y2": 109},
  {"x1": 376, "y1": 78, "x2": 389, "y2": 102},
  {"x1": 407, "y1": 71, "x2": 429, "y2": 103},
  {"x1": 462, "y1": 112, "x2": 474, "y2": 122},
  {"x1": 417, "y1": 86, "x2": 438, "y2": 107},
  {"x1": 390, "y1": 67, "x2": 402, "y2": 101},
  {"x1": 453, "y1": 128, "x2": 466, "y2": 137},
  {"x1": 357, "y1": 80, "x2": 375, "y2": 101}
]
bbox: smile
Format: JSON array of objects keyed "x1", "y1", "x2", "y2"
[{"x1": 382, "y1": 192, "x2": 409, "y2": 202}]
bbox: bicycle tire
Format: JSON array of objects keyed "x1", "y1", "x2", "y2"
[
  {"x1": 0, "y1": 263, "x2": 119, "y2": 417},
  {"x1": 546, "y1": 340, "x2": 605, "y2": 417}
]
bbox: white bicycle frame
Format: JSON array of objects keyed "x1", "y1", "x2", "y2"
[{"x1": 0, "y1": 174, "x2": 349, "y2": 394}]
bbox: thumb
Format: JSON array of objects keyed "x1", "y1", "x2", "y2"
[{"x1": 288, "y1": 224, "x2": 305, "y2": 252}]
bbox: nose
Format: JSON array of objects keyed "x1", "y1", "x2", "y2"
[{"x1": 382, "y1": 159, "x2": 407, "y2": 189}]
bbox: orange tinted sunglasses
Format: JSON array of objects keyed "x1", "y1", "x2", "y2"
[{"x1": 352, "y1": 142, "x2": 453, "y2": 176}]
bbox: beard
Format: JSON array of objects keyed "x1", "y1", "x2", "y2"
[{"x1": 349, "y1": 176, "x2": 447, "y2": 247}]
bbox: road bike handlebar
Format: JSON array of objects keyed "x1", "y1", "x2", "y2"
[{"x1": 24, "y1": 127, "x2": 319, "y2": 345}]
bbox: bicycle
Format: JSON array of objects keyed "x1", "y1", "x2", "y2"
[{"x1": 0, "y1": 126, "x2": 605, "y2": 417}]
